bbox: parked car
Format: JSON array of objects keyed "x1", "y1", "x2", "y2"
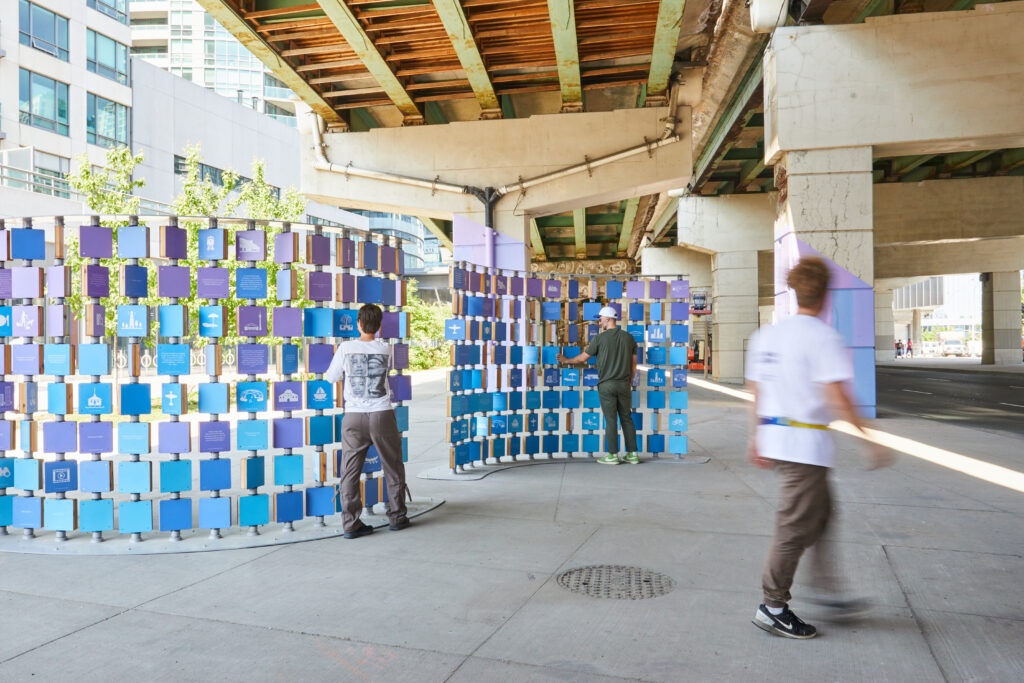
[
  {"x1": 941, "y1": 339, "x2": 967, "y2": 357},
  {"x1": 920, "y1": 341, "x2": 939, "y2": 357}
]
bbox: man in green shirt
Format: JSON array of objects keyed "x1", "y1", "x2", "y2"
[{"x1": 557, "y1": 306, "x2": 640, "y2": 465}]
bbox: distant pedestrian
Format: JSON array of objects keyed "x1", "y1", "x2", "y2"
[
  {"x1": 557, "y1": 306, "x2": 639, "y2": 465},
  {"x1": 746, "y1": 256, "x2": 891, "y2": 639},
  {"x1": 894, "y1": 339, "x2": 900, "y2": 358},
  {"x1": 906, "y1": 340, "x2": 913, "y2": 358}
]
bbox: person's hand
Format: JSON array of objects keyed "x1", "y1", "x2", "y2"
[
  {"x1": 556, "y1": 353, "x2": 567, "y2": 364},
  {"x1": 865, "y1": 441, "x2": 893, "y2": 470},
  {"x1": 748, "y1": 441, "x2": 775, "y2": 469}
]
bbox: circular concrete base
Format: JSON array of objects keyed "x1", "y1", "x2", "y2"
[
  {"x1": 418, "y1": 455, "x2": 710, "y2": 481},
  {"x1": 0, "y1": 498, "x2": 444, "y2": 555}
]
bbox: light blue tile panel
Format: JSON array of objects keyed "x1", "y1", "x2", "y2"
[
  {"x1": 117, "y1": 461, "x2": 151, "y2": 494},
  {"x1": 14, "y1": 458, "x2": 41, "y2": 490},
  {"x1": 160, "y1": 459, "x2": 192, "y2": 493},
  {"x1": 238, "y1": 494, "x2": 269, "y2": 526},
  {"x1": 274, "y1": 454, "x2": 303, "y2": 486},
  {"x1": 668, "y1": 435, "x2": 688, "y2": 455},
  {"x1": 669, "y1": 391, "x2": 688, "y2": 410},
  {"x1": 159, "y1": 498, "x2": 192, "y2": 532},
  {"x1": 43, "y1": 498, "x2": 75, "y2": 531},
  {"x1": 118, "y1": 500, "x2": 153, "y2": 533},
  {"x1": 11, "y1": 496, "x2": 42, "y2": 528},
  {"x1": 198, "y1": 497, "x2": 231, "y2": 529},
  {"x1": 305, "y1": 485, "x2": 335, "y2": 517},
  {"x1": 0, "y1": 495, "x2": 12, "y2": 526},
  {"x1": 79, "y1": 498, "x2": 114, "y2": 532},
  {"x1": 79, "y1": 460, "x2": 112, "y2": 493}
]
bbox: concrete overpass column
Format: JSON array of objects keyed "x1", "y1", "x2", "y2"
[
  {"x1": 875, "y1": 289, "x2": 895, "y2": 362},
  {"x1": 774, "y1": 147, "x2": 876, "y2": 416},
  {"x1": 982, "y1": 271, "x2": 1023, "y2": 365},
  {"x1": 911, "y1": 309, "x2": 923, "y2": 351},
  {"x1": 711, "y1": 251, "x2": 759, "y2": 383}
]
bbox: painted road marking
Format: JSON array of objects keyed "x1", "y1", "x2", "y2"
[
  {"x1": 902, "y1": 389, "x2": 932, "y2": 395},
  {"x1": 999, "y1": 402, "x2": 1024, "y2": 409},
  {"x1": 1010, "y1": 386, "x2": 1024, "y2": 390},
  {"x1": 926, "y1": 378, "x2": 952, "y2": 382}
]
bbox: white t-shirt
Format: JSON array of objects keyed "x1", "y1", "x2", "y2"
[
  {"x1": 745, "y1": 314, "x2": 853, "y2": 467},
  {"x1": 323, "y1": 340, "x2": 393, "y2": 413}
]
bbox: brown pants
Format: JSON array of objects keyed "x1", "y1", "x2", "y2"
[
  {"x1": 340, "y1": 409, "x2": 407, "y2": 532},
  {"x1": 762, "y1": 460, "x2": 832, "y2": 608}
]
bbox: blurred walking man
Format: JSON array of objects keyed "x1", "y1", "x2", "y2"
[{"x1": 746, "y1": 256, "x2": 890, "y2": 639}]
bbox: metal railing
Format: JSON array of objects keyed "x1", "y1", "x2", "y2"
[
  {"x1": 0, "y1": 164, "x2": 174, "y2": 214},
  {"x1": 265, "y1": 113, "x2": 297, "y2": 127}
]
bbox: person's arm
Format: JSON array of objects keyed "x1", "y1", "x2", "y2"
[
  {"x1": 323, "y1": 347, "x2": 345, "y2": 409},
  {"x1": 631, "y1": 352, "x2": 637, "y2": 381},
  {"x1": 557, "y1": 350, "x2": 591, "y2": 365},
  {"x1": 747, "y1": 382, "x2": 775, "y2": 469},
  {"x1": 823, "y1": 382, "x2": 892, "y2": 470}
]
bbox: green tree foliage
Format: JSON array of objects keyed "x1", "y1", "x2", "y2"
[
  {"x1": 64, "y1": 146, "x2": 146, "y2": 339},
  {"x1": 404, "y1": 279, "x2": 449, "y2": 370}
]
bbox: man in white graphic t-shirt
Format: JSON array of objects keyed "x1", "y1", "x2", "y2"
[
  {"x1": 746, "y1": 255, "x2": 890, "y2": 639},
  {"x1": 325, "y1": 304, "x2": 409, "y2": 538}
]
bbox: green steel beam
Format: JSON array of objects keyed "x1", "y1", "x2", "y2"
[
  {"x1": 418, "y1": 217, "x2": 454, "y2": 251},
  {"x1": 649, "y1": 197, "x2": 679, "y2": 244},
  {"x1": 530, "y1": 219, "x2": 547, "y2": 260},
  {"x1": 424, "y1": 101, "x2": 448, "y2": 125},
  {"x1": 888, "y1": 154, "x2": 937, "y2": 178},
  {"x1": 194, "y1": 0, "x2": 342, "y2": 124},
  {"x1": 723, "y1": 147, "x2": 762, "y2": 161},
  {"x1": 950, "y1": 0, "x2": 979, "y2": 10},
  {"x1": 997, "y1": 149, "x2": 1024, "y2": 173},
  {"x1": 617, "y1": 197, "x2": 640, "y2": 256},
  {"x1": 432, "y1": 0, "x2": 501, "y2": 117},
  {"x1": 573, "y1": 208, "x2": 587, "y2": 259},
  {"x1": 646, "y1": 0, "x2": 687, "y2": 103},
  {"x1": 943, "y1": 150, "x2": 994, "y2": 171},
  {"x1": 500, "y1": 94, "x2": 516, "y2": 119},
  {"x1": 316, "y1": 0, "x2": 423, "y2": 123},
  {"x1": 350, "y1": 108, "x2": 380, "y2": 131},
  {"x1": 855, "y1": 0, "x2": 889, "y2": 21},
  {"x1": 546, "y1": 0, "x2": 583, "y2": 111}
]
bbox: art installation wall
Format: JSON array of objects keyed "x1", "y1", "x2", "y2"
[
  {"x1": 445, "y1": 265, "x2": 690, "y2": 470},
  {"x1": 0, "y1": 216, "x2": 411, "y2": 544}
]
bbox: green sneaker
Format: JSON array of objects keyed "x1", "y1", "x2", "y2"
[
  {"x1": 623, "y1": 452, "x2": 641, "y2": 465},
  {"x1": 596, "y1": 453, "x2": 621, "y2": 466}
]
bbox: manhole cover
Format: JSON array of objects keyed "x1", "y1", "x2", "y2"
[{"x1": 556, "y1": 565, "x2": 675, "y2": 600}]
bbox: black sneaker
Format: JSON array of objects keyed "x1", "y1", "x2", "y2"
[
  {"x1": 343, "y1": 523, "x2": 374, "y2": 539},
  {"x1": 753, "y1": 604, "x2": 817, "y2": 639},
  {"x1": 808, "y1": 596, "x2": 872, "y2": 622},
  {"x1": 389, "y1": 518, "x2": 411, "y2": 531}
]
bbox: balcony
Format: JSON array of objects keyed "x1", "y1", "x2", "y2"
[
  {"x1": 263, "y1": 86, "x2": 294, "y2": 102},
  {"x1": 265, "y1": 113, "x2": 296, "y2": 127}
]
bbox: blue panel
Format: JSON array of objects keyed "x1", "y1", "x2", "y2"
[
  {"x1": 631, "y1": 412, "x2": 643, "y2": 431},
  {"x1": 118, "y1": 461, "x2": 151, "y2": 493},
  {"x1": 79, "y1": 344, "x2": 110, "y2": 375},
  {"x1": 11, "y1": 228, "x2": 45, "y2": 259},
  {"x1": 541, "y1": 302, "x2": 561, "y2": 321},
  {"x1": 562, "y1": 434, "x2": 579, "y2": 453},
  {"x1": 79, "y1": 499, "x2": 114, "y2": 532},
  {"x1": 275, "y1": 490, "x2": 303, "y2": 523},
  {"x1": 43, "y1": 498, "x2": 75, "y2": 531},
  {"x1": 668, "y1": 435, "x2": 688, "y2": 454},
  {"x1": 120, "y1": 383, "x2": 152, "y2": 416},
  {"x1": 197, "y1": 228, "x2": 225, "y2": 260},
  {"x1": 581, "y1": 433, "x2": 601, "y2": 453},
  {"x1": 561, "y1": 368, "x2": 580, "y2": 386},
  {"x1": 671, "y1": 324, "x2": 689, "y2": 344},
  {"x1": 628, "y1": 303, "x2": 645, "y2": 321},
  {"x1": 43, "y1": 460, "x2": 77, "y2": 493},
  {"x1": 668, "y1": 413, "x2": 688, "y2": 432},
  {"x1": 561, "y1": 391, "x2": 580, "y2": 409},
  {"x1": 116, "y1": 305, "x2": 149, "y2": 337},
  {"x1": 158, "y1": 305, "x2": 186, "y2": 338},
  {"x1": 669, "y1": 391, "x2": 688, "y2": 410},
  {"x1": 303, "y1": 308, "x2": 333, "y2": 337},
  {"x1": 47, "y1": 383, "x2": 70, "y2": 415},
  {"x1": 198, "y1": 383, "x2": 229, "y2": 414},
  {"x1": 199, "y1": 497, "x2": 231, "y2": 529},
  {"x1": 239, "y1": 494, "x2": 269, "y2": 526},
  {"x1": 11, "y1": 496, "x2": 42, "y2": 528},
  {"x1": 524, "y1": 435, "x2": 539, "y2": 455},
  {"x1": 237, "y1": 419, "x2": 269, "y2": 451},
  {"x1": 236, "y1": 267, "x2": 268, "y2": 299},
  {"x1": 80, "y1": 383, "x2": 113, "y2": 416},
  {"x1": 160, "y1": 459, "x2": 192, "y2": 493},
  {"x1": 243, "y1": 456, "x2": 265, "y2": 489},
  {"x1": 852, "y1": 347, "x2": 877, "y2": 411},
  {"x1": 199, "y1": 458, "x2": 231, "y2": 491},
  {"x1": 525, "y1": 391, "x2": 541, "y2": 410},
  {"x1": 647, "y1": 369, "x2": 666, "y2": 387},
  {"x1": 542, "y1": 434, "x2": 559, "y2": 454},
  {"x1": 118, "y1": 500, "x2": 153, "y2": 533},
  {"x1": 308, "y1": 415, "x2": 333, "y2": 446},
  {"x1": 542, "y1": 390, "x2": 559, "y2": 409},
  {"x1": 605, "y1": 280, "x2": 623, "y2": 299},
  {"x1": 541, "y1": 346, "x2": 559, "y2": 365},
  {"x1": 582, "y1": 391, "x2": 601, "y2": 409},
  {"x1": 305, "y1": 485, "x2": 335, "y2": 517},
  {"x1": 647, "y1": 391, "x2": 666, "y2": 410},
  {"x1": 159, "y1": 498, "x2": 192, "y2": 532},
  {"x1": 274, "y1": 454, "x2": 304, "y2": 486},
  {"x1": 236, "y1": 381, "x2": 268, "y2": 412},
  {"x1": 583, "y1": 369, "x2": 599, "y2": 387},
  {"x1": 649, "y1": 303, "x2": 663, "y2": 322},
  {"x1": 43, "y1": 344, "x2": 74, "y2": 376},
  {"x1": 0, "y1": 457, "x2": 12, "y2": 488},
  {"x1": 669, "y1": 346, "x2": 688, "y2": 366},
  {"x1": 581, "y1": 411, "x2": 601, "y2": 430},
  {"x1": 157, "y1": 343, "x2": 189, "y2": 375},
  {"x1": 626, "y1": 325, "x2": 644, "y2": 343},
  {"x1": 14, "y1": 458, "x2": 41, "y2": 490},
  {"x1": 0, "y1": 495, "x2": 14, "y2": 526},
  {"x1": 647, "y1": 433, "x2": 665, "y2": 454},
  {"x1": 117, "y1": 226, "x2": 149, "y2": 258},
  {"x1": 542, "y1": 413, "x2": 559, "y2": 431},
  {"x1": 79, "y1": 460, "x2": 112, "y2": 493},
  {"x1": 118, "y1": 422, "x2": 151, "y2": 455}
]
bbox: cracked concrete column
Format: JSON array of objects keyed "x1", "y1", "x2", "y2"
[
  {"x1": 875, "y1": 289, "x2": 895, "y2": 362},
  {"x1": 981, "y1": 271, "x2": 1023, "y2": 365},
  {"x1": 677, "y1": 194, "x2": 774, "y2": 383},
  {"x1": 774, "y1": 147, "x2": 876, "y2": 416}
]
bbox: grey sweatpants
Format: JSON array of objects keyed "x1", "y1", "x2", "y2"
[{"x1": 340, "y1": 409, "x2": 407, "y2": 531}]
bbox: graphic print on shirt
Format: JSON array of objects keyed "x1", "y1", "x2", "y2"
[{"x1": 347, "y1": 353, "x2": 388, "y2": 400}]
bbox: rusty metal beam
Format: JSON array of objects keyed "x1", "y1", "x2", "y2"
[
  {"x1": 432, "y1": 0, "x2": 501, "y2": 118},
  {"x1": 546, "y1": 0, "x2": 583, "y2": 112},
  {"x1": 646, "y1": 0, "x2": 687, "y2": 105}
]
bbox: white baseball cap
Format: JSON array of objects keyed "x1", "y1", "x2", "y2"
[{"x1": 597, "y1": 306, "x2": 619, "y2": 320}]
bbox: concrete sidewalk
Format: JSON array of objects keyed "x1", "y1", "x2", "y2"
[
  {"x1": 0, "y1": 370, "x2": 1021, "y2": 681},
  {"x1": 878, "y1": 357, "x2": 1024, "y2": 375}
]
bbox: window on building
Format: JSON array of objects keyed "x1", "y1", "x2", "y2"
[
  {"x1": 129, "y1": 17, "x2": 168, "y2": 26},
  {"x1": 87, "y1": 93, "x2": 130, "y2": 149},
  {"x1": 18, "y1": 69, "x2": 70, "y2": 136},
  {"x1": 33, "y1": 152, "x2": 71, "y2": 199},
  {"x1": 87, "y1": 0, "x2": 128, "y2": 26},
  {"x1": 131, "y1": 45, "x2": 168, "y2": 55},
  {"x1": 19, "y1": 1, "x2": 70, "y2": 61},
  {"x1": 87, "y1": 30, "x2": 129, "y2": 85}
]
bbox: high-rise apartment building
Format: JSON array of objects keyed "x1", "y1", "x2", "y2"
[{"x1": 128, "y1": 0, "x2": 296, "y2": 125}]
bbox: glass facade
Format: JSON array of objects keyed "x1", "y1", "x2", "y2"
[
  {"x1": 87, "y1": 30, "x2": 130, "y2": 85},
  {"x1": 87, "y1": 94, "x2": 130, "y2": 148},
  {"x1": 88, "y1": 0, "x2": 129, "y2": 26},
  {"x1": 19, "y1": 69, "x2": 70, "y2": 136},
  {"x1": 19, "y1": 0, "x2": 70, "y2": 62}
]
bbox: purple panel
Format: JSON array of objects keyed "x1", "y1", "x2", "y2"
[
  {"x1": 649, "y1": 280, "x2": 668, "y2": 299},
  {"x1": 850, "y1": 289, "x2": 875, "y2": 348},
  {"x1": 381, "y1": 279, "x2": 396, "y2": 306},
  {"x1": 158, "y1": 422, "x2": 191, "y2": 454},
  {"x1": 452, "y1": 215, "x2": 491, "y2": 268},
  {"x1": 567, "y1": 280, "x2": 579, "y2": 299},
  {"x1": 510, "y1": 277, "x2": 523, "y2": 296},
  {"x1": 625, "y1": 280, "x2": 646, "y2": 299},
  {"x1": 273, "y1": 307, "x2": 302, "y2": 337},
  {"x1": 159, "y1": 266, "x2": 191, "y2": 298},
  {"x1": 526, "y1": 278, "x2": 543, "y2": 297},
  {"x1": 0, "y1": 270, "x2": 11, "y2": 299},
  {"x1": 670, "y1": 302, "x2": 689, "y2": 321},
  {"x1": 308, "y1": 234, "x2": 331, "y2": 266},
  {"x1": 79, "y1": 421, "x2": 113, "y2": 454},
  {"x1": 338, "y1": 273, "x2": 356, "y2": 303},
  {"x1": 88, "y1": 305, "x2": 105, "y2": 335},
  {"x1": 12, "y1": 267, "x2": 42, "y2": 298},
  {"x1": 360, "y1": 241, "x2": 378, "y2": 270},
  {"x1": 12, "y1": 344, "x2": 40, "y2": 374},
  {"x1": 381, "y1": 312, "x2": 400, "y2": 339},
  {"x1": 273, "y1": 418, "x2": 303, "y2": 448},
  {"x1": 237, "y1": 343, "x2": 269, "y2": 374},
  {"x1": 307, "y1": 271, "x2": 332, "y2": 301},
  {"x1": 235, "y1": 230, "x2": 266, "y2": 261},
  {"x1": 162, "y1": 225, "x2": 188, "y2": 259},
  {"x1": 392, "y1": 343, "x2": 409, "y2": 370},
  {"x1": 47, "y1": 267, "x2": 69, "y2": 297},
  {"x1": 199, "y1": 422, "x2": 231, "y2": 453},
  {"x1": 494, "y1": 275, "x2": 508, "y2": 296},
  {"x1": 274, "y1": 232, "x2": 296, "y2": 263},
  {"x1": 544, "y1": 280, "x2": 561, "y2": 298},
  {"x1": 238, "y1": 306, "x2": 268, "y2": 337},
  {"x1": 379, "y1": 245, "x2": 396, "y2": 274},
  {"x1": 79, "y1": 226, "x2": 113, "y2": 258},
  {"x1": 469, "y1": 271, "x2": 481, "y2": 293},
  {"x1": 0, "y1": 382, "x2": 12, "y2": 411},
  {"x1": 670, "y1": 280, "x2": 689, "y2": 299},
  {"x1": 451, "y1": 267, "x2": 466, "y2": 291},
  {"x1": 274, "y1": 381, "x2": 303, "y2": 411},
  {"x1": 13, "y1": 306, "x2": 39, "y2": 336},
  {"x1": 338, "y1": 238, "x2": 355, "y2": 268},
  {"x1": 197, "y1": 268, "x2": 229, "y2": 299},
  {"x1": 43, "y1": 421, "x2": 76, "y2": 453},
  {"x1": 84, "y1": 266, "x2": 108, "y2": 298},
  {"x1": 306, "y1": 344, "x2": 334, "y2": 373},
  {"x1": 388, "y1": 374, "x2": 412, "y2": 402},
  {"x1": 47, "y1": 305, "x2": 67, "y2": 335}
]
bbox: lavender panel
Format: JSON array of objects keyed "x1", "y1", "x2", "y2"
[
  {"x1": 84, "y1": 266, "x2": 108, "y2": 298},
  {"x1": 159, "y1": 266, "x2": 191, "y2": 298},
  {"x1": 274, "y1": 232, "x2": 296, "y2": 263},
  {"x1": 625, "y1": 280, "x2": 646, "y2": 299},
  {"x1": 79, "y1": 226, "x2": 113, "y2": 258},
  {"x1": 392, "y1": 343, "x2": 409, "y2": 370},
  {"x1": 197, "y1": 267, "x2": 229, "y2": 299},
  {"x1": 308, "y1": 234, "x2": 331, "y2": 266},
  {"x1": 338, "y1": 238, "x2": 355, "y2": 268},
  {"x1": 307, "y1": 271, "x2": 332, "y2": 301},
  {"x1": 306, "y1": 344, "x2": 334, "y2": 373},
  {"x1": 670, "y1": 280, "x2": 690, "y2": 299},
  {"x1": 273, "y1": 307, "x2": 302, "y2": 338},
  {"x1": 526, "y1": 278, "x2": 543, "y2": 297},
  {"x1": 47, "y1": 267, "x2": 69, "y2": 297},
  {"x1": 649, "y1": 280, "x2": 668, "y2": 299},
  {"x1": 0, "y1": 271, "x2": 11, "y2": 299},
  {"x1": 238, "y1": 306, "x2": 268, "y2": 337},
  {"x1": 235, "y1": 230, "x2": 266, "y2": 261}
]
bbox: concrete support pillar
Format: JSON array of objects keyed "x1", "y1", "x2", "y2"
[
  {"x1": 911, "y1": 309, "x2": 922, "y2": 350},
  {"x1": 875, "y1": 290, "x2": 895, "y2": 362},
  {"x1": 774, "y1": 147, "x2": 876, "y2": 416},
  {"x1": 711, "y1": 251, "x2": 759, "y2": 383},
  {"x1": 982, "y1": 271, "x2": 1023, "y2": 365}
]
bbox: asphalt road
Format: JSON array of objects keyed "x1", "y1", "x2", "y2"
[{"x1": 877, "y1": 366, "x2": 1024, "y2": 435}]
